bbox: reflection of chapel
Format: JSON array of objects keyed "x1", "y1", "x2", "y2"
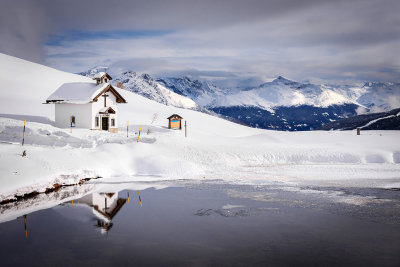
[
  {"x1": 46, "y1": 72, "x2": 127, "y2": 133},
  {"x1": 75, "y1": 192, "x2": 127, "y2": 233}
]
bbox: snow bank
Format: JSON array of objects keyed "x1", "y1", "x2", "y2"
[{"x1": 1, "y1": 113, "x2": 399, "y2": 202}]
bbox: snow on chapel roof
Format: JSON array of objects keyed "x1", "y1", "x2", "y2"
[
  {"x1": 46, "y1": 82, "x2": 108, "y2": 104},
  {"x1": 46, "y1": 82, "x2": 126, "y2": 104}
]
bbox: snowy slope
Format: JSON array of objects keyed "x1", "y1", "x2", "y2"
[{"x1": 0, "y1": 53, "x2": 93, "y2": 120}]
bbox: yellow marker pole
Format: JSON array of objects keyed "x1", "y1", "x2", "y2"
[
  {"x1": 138, "y1": 191, "x2": 142, "y2": 207},
  {"x1": 71, "y1": 200, "x2": 73, "y2": 206},
  {"x1": 24, "y1": 215, "x2": 27, "y2": 238},
  {"x1": 127, "y1": 121, "x2": 129, "y2": 138},
  {"x1": 127, "y1": 191, "x2": 130, "y2": 203},
  {"x1": 22, "y1": 119, "x2": 26, "y2": 146},
  {"x1": 137, "y1": 125, "x2": 142, "y2": 142}
]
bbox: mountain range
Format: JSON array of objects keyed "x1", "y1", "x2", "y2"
[
  {"x1": 79, "y1": 68, "x2": 400, "y2": 131},
  {"x1": 319, "y1": 107, "x2": 400, "y2": 130}
]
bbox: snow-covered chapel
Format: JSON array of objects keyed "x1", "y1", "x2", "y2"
[{"x1": 46, "y1": 72, "x2": 127, "y2": 132}]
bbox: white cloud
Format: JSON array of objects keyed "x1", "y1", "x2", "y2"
[{"x1": 2, "y1": 0, "x2": 399, "y2": 82}]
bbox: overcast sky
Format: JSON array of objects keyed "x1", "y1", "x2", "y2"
[{"x1": 1, "y1": 0, "x2": 399, "y2": 83}]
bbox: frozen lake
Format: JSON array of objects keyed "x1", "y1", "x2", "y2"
[{"x1": 0, "y1": 181, "x2": 399, "y2": 266}]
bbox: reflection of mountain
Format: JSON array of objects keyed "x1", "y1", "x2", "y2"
[
  {"x1": 0, "y1": 184, "x2": 95, "y2": 224},
  {"x1": 75, "y1": 192, "x2": 126, "y2": 233}
]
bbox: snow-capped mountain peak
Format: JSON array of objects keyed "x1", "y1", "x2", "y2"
[
  {"x1": 77, "y1": 67, "x2": 400, "y2": 131},
  {"x1": 113, "y1": 71, "x2": 197, "y2": 109},
  {"x1": 78, "y1": 66, "x2": 109, "y2": 79},
  {"x1": 156, "y1": 76, "x2": 224, "y2": 107},
  {"x1": 210, "y1": 76, "x2": 355, "y2": 109}
]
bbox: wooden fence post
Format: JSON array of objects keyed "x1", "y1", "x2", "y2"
[{"x1": 357, "y1": 128, "x2": 361, "y2": 135}]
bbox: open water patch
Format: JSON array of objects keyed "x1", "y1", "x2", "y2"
[{"x1": 0, "y1": 181, "x2": 399, "y2": 266}]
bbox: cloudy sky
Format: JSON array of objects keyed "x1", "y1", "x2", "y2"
[{"x1": 1, "y1": 0, "x2": 399, "y2": 83}]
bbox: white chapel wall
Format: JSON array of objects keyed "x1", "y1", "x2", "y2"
[
  {"x1": 55, "y1": 103, "x2": 92, "y2": 128},
  {"x1": 91, "y1": 92, "x2": 118, "y2": 129}
]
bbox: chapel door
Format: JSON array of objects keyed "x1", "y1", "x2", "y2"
[{"x1": 102, "y1": 117, "x2": 109, "y2": 131}]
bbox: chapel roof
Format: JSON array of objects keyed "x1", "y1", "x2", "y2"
[{"x1": 46, "y1": 82, "x2": 126, "y2": 104}]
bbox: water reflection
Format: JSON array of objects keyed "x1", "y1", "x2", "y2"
[
  {"x1": 138, "y1": 191, "x2": 143, "y2": 207},
  {"x1": 0, "y1": 183, "x2": 96, "y2": 224},
  {"x1": 73, "y1": 192, "x2": 129, "y2": 234},
  {"x1": 1, "y1": 185, "x2": 147, "y2": 237},
  {"x1": 23, "y1": 215, "x2": 27, "y2": 238},
  {"x1": 65, "y1": 190, "x2": 144, "y2": 234},
  {"x1": 1, "y1": 184, "x2": 400, "y2": 266}
]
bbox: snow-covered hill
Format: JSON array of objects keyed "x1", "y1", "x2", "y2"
[{"x1": 0, "y1": 53, "x2": 93, "y2": 120}]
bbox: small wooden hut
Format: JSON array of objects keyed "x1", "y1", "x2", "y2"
[{"x1": 167, "y1": 114, "x2": 183, "y2": 129}]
